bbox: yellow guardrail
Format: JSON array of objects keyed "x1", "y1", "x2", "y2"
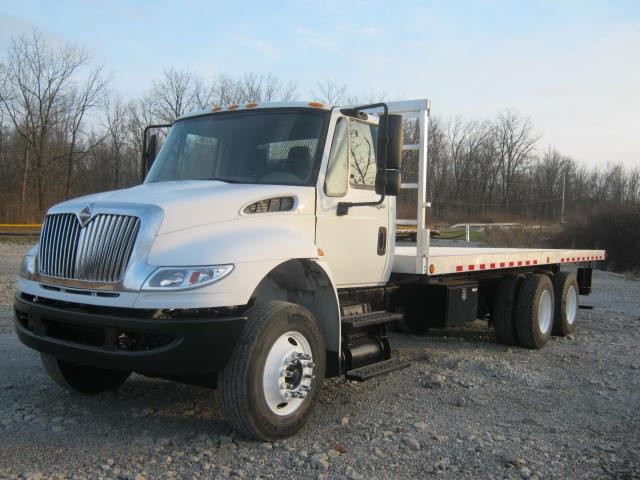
[
  {"x1": 0, "y1": 224, "x2": 42, "y2": 236},
  {"x1": 0, "y1": 224, "x2": 42, "y2": 228}
]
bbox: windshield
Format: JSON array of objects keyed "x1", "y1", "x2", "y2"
[{"x1": 145, "y1": 109, "x2": 329, "y2": 186}]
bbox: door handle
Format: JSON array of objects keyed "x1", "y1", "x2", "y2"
[{"x1": 377, "y1": 227, "x2": 387, "y2": 255}]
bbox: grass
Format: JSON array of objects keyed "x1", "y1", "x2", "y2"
[
  {"x1": 0, "y1": 235, "x2": 38, "y2": 246},
  {"x1": 432, "y1": 228, "x2": 487, "y2": 243}
]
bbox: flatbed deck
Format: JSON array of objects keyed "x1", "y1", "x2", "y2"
[
  {"x1": 393, "y1": 245, "x2": 606, "y2": 276},
  {"x1": 385, "y1": 99, "x2": 606, "y2": 279}
]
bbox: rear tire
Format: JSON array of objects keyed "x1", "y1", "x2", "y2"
[
  {"x1": 552, "y1": 272, "x2": 579, "y2": 336},
  {"x1": 41, "y1": 354, "x2": 130, "y2": 394},
  {"x1": 492, "y1": 274, "x2": 523, "y2": 345},
  {"x1": 219, "y1": 301, "x2": 325, "y2": 441},
  {"x1": 515, "y1": 274, "x2": 554, "y2": 349}
]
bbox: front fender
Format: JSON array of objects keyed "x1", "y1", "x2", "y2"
[{"x1": 134, "y1": 217, "x2": 319, "y2": 309}]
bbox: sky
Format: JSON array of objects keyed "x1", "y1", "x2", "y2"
[{"x1": 1, "y1": 0, "x2": 639, "y2": 168}]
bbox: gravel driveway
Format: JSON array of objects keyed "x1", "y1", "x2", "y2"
[{"x1": 1, "y1": 239, "x2": 639, "y2": 479}]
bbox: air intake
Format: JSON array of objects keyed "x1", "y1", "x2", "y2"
[{"x1": 243, "y1": 197, "x2": 295, "y2": 214}]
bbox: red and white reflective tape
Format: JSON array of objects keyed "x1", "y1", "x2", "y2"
[{"x1": 453, "y1": 254, "x2": 604, "y2": 273}]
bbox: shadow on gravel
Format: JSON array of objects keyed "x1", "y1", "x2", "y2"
[{"x1": 22, "y1": 377, "x2": 238, "y2": 446}]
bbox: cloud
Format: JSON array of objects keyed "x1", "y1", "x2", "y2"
[
  {"x1": 0, "y1": 15, "x2": 33, "y2": 40},
  {"x1": 358, "y1": 26, "x2": 382, "y2": 37},
  {"x1": 233, "y1": 35, "x2": 280, "y2": 62},
  {"x1": 294, "y1": 27, "x2": 340, "y2": 53}
]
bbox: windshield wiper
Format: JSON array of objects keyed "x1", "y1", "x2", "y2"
[{"x1": 207, "y1": 177, "x2": 243, "y2": 184}]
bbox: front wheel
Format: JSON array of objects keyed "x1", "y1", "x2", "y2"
[
  {"x1": 41, "y1": 354, "x2": 130, "y2": 394},
  {"x1": 219, "y1": 301, "x2": 326, "y2": 441}
]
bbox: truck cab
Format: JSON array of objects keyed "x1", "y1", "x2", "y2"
[{"x1": 15, "y1": 101, "x2": 405, "y2": 440}]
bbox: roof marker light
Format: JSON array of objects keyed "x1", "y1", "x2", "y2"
[
  {"x1": 308, "y1": 102, "x2": 325, "y2": 108},
  {"x1": 229, "y1": 105, "x2": 240, "y2": 110},
  {"x1": 246, "y1": 103, "x2": 258, "y2": 108},
  {"x1": 212, "y1": 106, "x2": 222, "y2": 112}
]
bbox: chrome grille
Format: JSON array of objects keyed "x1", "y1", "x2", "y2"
[{"x1": 39, "y1": 213, "x2": 140, "y2": 282}]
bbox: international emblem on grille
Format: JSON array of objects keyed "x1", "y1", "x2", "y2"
[{"x1": 77, "y1": 206, "x2": 92, "y2": 227}]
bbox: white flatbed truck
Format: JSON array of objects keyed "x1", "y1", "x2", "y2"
[{"x1": 14, "y1": 99, "x2": 605, "y2": 440}]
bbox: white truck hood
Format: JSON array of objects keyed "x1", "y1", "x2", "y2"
[{"x1": 49, "y1": 181, "x2": 315, "y2": 235}]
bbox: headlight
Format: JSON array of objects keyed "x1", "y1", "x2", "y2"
[
  {"x1": 19, "y1": 245, "x2": 38, "y2": 280},
  {"x1": 142, "y1": 265, "x2": 233, "y2": 291}
]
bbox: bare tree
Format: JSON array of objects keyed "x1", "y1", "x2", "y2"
[
  {"x1": 105, "y1": 94, "x2": 130, "y2": 188},
  {"x1": 0, "y1": 29, "x2": 102, "y2": 216},
  {"x1": 210, "y1": 73, "x2": 297, "y2": 105},
  {"x1": 148, "y1": 68, "x2": 201, "y2": 122},
  {"x1": 493, "y1": 110, "x2": 539, "y2": 208},
  {"x1": 241, "y1": 73, "x2": 274, "y2": 103},
  {"x1": 313, "y1": 79, "x2": 347, "y2": 105},
  {"x1": 426, "y1": 117, "x2": 450, "y2": 216},
  {"x1": 344, "y1": 90, "x2": 388, "y2": 105},
  {"x1": 126, "y1": 96, "x2": 158, "y2": 181},
  {"x1": 1, "y1": 31, "x2": 637, "y2": 224},
  {"x1": 62, "y1": 65, "x2": 108, "y2": 197}
]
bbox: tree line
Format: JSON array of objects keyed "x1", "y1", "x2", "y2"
[
  {"x1": 400, "y1": 114, "x2": 639, "y2": 223},
  {"x1": 0, "y1": 30, "x2": 638, "y2": 224}
]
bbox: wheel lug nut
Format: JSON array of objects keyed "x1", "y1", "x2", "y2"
[{"x1": 284, "y1": 391, "x2": 306, "y2": 399}]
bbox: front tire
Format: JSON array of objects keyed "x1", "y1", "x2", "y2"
[
  {"x1": 41, "y1": 354, "x2": 130, "y2": 394},
  {"x1": 219, "y1": 301, "x2": 326, "y2": 441}
]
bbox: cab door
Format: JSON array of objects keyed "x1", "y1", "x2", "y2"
[{"x1": 316, "y1": 116, "x2": 393, "y2": 287}]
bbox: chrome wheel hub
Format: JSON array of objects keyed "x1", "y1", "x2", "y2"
[
  {"x1": 566, "y1": 285, "x2": 578, "y2": 325},
  {"x1": 538, "y1": 289, "x2": 553, "y2": 334},
  {"x1": 262, "y1": 331, "x2": 315, "y2": 416}
]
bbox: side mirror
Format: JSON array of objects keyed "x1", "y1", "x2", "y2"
[
  {"x1": 377, "y1": 114, "x2": 403, "y2": 170},
  {"x1": 375, "y1": 113, "x2": 403, "y2": 196},
  {"x1": 375, "y1": 169, "x2": 401, "y2": 196},
  {"x1": 142, "y1": 123, "x2": 172, "y2": 180},
  {"x1": 144, "y1": 133, "x2": 158, "y2": 172}
]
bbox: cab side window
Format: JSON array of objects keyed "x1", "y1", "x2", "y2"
[
  {"x1": 324, "y1": 118, "x2": 349, "y2": 197},
  {"x1": 349, "y1": 120, "x2": 377, "y2": 188}
]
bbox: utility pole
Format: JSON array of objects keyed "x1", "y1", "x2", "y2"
[{"x1": 560, "y1": 173, "x2": 566, "y2": 224}]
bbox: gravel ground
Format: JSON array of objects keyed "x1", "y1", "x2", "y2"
[{"x1": 1, "y1": 238, "x2": 639, "y2": 479}]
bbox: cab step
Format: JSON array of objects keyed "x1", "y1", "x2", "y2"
[
  {"x1": 342, "y1": 311, "x2": 404, "y2": 329},
  {"x1": 345, "y1": 357, "x2": 410, "y2": 381}
]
